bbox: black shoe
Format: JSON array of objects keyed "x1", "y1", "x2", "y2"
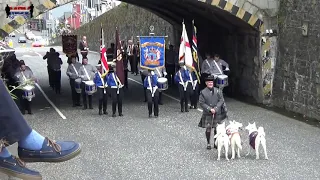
[
  {"x1": 103, "y1": 111, "x2": 108, "y2": 115},
  {"x1": 119, "y1": 113, "x2": 123, "y2": 117},
  {"x1": 207, "y1": 144, "x2": 212, "y2": 150},
  {"x1": 154, "y1": 115, "x2": 158, "y2": 118},
  {"x1": 194, "y1": 106, "x2": 197, "y2": 109},
  {"x1": 28, "y1": 112, "x2": 33, "y2": 115},
  {"x1": 189, "y1": 106, "x2": 194, "y2": 109},
  {"x1": 149, "y1": 114, "x2": 152, "y2": 118},
  {"x1": 99, "y1": 110, "x2": 102, "y2": 115},
  {"x1": 213, "y1": 144, "x2": 217, "y2": 149},
  {"x1": 185, "y1": 109, "x2": 189, "y2": 112},
  {"x1": 76, "y1": 103, "x2": 82, "y2": 106},
  {"x1": 112, "y1": 114, "x2": 116, "y2": 117},
  {"x1": 181, "y1": 109, "x2": 184, "y2": 112},
  {"x1": 158, "y1": 102, "x2": 163, "y2": 105}
]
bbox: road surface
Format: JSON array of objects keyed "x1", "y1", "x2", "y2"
[{"x1": 1, "y1": 40, "x2": 319, "y2": 180}]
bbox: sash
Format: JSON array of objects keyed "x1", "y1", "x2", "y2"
[
  {"x1": 148, "y1": 76, "x2": 157, "y2": 97},
  {"x1": 112, "y1": 73, "x2": 123, "y2": 94},
  {"x1": 156, "y1": 68, "x2": 162, "y2": 78},
  {"x1": 178, "y1": 71, "x2": 187, "y2": 91},
  {"x1": 206, "y1": 60, "x2": 211, "y2": 68},
  {"x1": 98, "y1": 71, "x2": 106, "y2": 94},
  {"x1": 189, "y1": 72, "x2": 197, "y2": 90},
  {"x1": 82, "y1": 65, "x2": 90, "y2": 81},
  {"x1": 214, "y1": 60, "x2": 223, "y2": 74},
  {"x1": 71, "y1": 64, "x2": 79, "y2": 77}
]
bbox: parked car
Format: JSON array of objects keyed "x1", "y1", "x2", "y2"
[
  {"x1": 18, "y1": 36, "x2": 27, "y2": 43},
  {"x1": 9, "y1": 32, "x2": 15, "y2": 37}
]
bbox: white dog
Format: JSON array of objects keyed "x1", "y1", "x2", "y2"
[
  {"x1": 213, "y1": 121, "x2": 230, "y2": 161},
  {"x1": 245, "y1": 122, "x2": 268, "y2": 160},
  {"x1": 226, "y1": 120, "x2": 243, "y2": 159}
]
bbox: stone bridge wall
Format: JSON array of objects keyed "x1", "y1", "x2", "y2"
[{"x1": 51, "y1": 3, "x2": 174, "y2": 52}]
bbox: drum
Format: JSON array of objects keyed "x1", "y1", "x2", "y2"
[
  {"x1": 157, "y1": 77, "x2": 168, "y2": 91},
  {"x1": 217, "y1": 75, "x2": 228, "y2": 88},
  {"x1": 84, "y1": 81, "x2": 97, "y2": 95},
  {"x1": 22, "y1": 85, "x2": 35, "y2": 101},
  {"x1": 75, "y1": 78, "x2": 82, "y2": 93}
]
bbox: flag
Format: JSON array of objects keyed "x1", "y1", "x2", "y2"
[
  {"x1": 100, "y1": 23, "x2": 109, "y2": 73},
  {"x1": 114, "y1": 27, "x2": 125, "y2": 84},
  {"x1": 178, "y1": 21, "x2": 193, "y2": 69},
  {"x1": 191, "y1": 20, "x2": 201, "y2": 83}
]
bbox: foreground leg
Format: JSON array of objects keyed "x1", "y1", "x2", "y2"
[
  {"x1": 0, "y1": 142, "x2": 42, "y2": 180},
  {"x1": 205, "y1": 127, "x2": 211, "y2": 150}
]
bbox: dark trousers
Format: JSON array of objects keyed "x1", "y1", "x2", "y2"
[
  {"x1": 129, "y1": 55, "x2": 135, "y2": 73},
  {"x1": 124, "y1": 69, "x2": 128, "y2": 89},
  {"x1": 81, "y1": 82, "x2": 93, "y2": 108},
  {"x1": 47, "y1": 67, "x2": 54, "y2": 88},
  {"x1": 158, "y1": 91, "x2": 163, "y2": 104},
  {"x1": 146, "y1": 89, "x2": 159, "y2": 116},
  {"x1": 141, "y1": 73, "x2": 147, "y2": 101},
  {"x1": 110, "y1": 88, "x2": 123, "y2": 115},
  {"x1": 20, "y1": 97, "x2": 32, "y2": 114},
  {"x1": 70, "y1": 79, "x2": 80, "y2": 105},
  {"x1": 98, "y1": 88, "x2": 108, "y2": 111},
  {"x1": 165, "y1": 64, "x2": 175, "y2": 86},
  {"x1": 53, "y1": 70, "x2": 61, "y2": 94},
  {"x1": 190, "y1": 83, "x2": 199, "y2": 108},
  {"x1": 0, "y1": 79, "x2": 32, "y2": 145},
  {"x1": 178, "y1": 83, "x2": 191, "y2": 111}
]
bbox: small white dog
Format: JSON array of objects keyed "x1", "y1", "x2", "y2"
[
  {"x1": 226, "y1": 120, "x2": 243, "y2": 159},
  {"x1": 245, "y1": 122, "x2": 268, "y2": 160},
  {"x1": 214, "y1": 121, "x2": 230, "y2": 161}
]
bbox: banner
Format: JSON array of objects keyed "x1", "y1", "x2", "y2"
[
  {"x1": 62, "y1": 35, "x2": 77, "y2": 57},
  {"x1": 139, "y1": 36, "x2": 165, "y2": 70},
  {"x1": 115, "y1": 28, "x2": 125, "y2": 84},
  {"x1": 100, "y1": 23, "x2": 109, "y2": 73}
]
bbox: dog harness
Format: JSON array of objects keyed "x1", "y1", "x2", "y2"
[
  {"x1": 226, "y1": 128, "x2": 239, "y2": 139},
  {"x1": 249, "y1": 131, "x2": 258, "y2": 149}
]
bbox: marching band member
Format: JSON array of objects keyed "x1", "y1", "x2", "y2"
[
  {"x1": 139, "y1": 64, "x2": 149, "y2": 102},
  {"x1": 79, "y1": 57, "x2": 96, "y2": 109},
  {"x1": 154, "y1": 66, "x2": 167, "y2": 105},
  {"x1": 107, "y1": 62, "x2": 124, "y2": 117},
  {"x1": 190, "y1": 69, "x2": 199, "y2": 109},
  {"x1": 174, "y1": 61, "x2": 192, "y2": 112},
  {"x1": 79, "y1": 36, "x2": 89, "y2": 58},
  {"x1": 200, "y1": 52, "x2": 214, "y2": 90},
  {"x1": 66, "y1": 55, "x2": 82, "y2": 107},
  {"x1": 94, "y1": 64, "x2": 108, "y2": 115},
  {"x1": 14, "y1": 60, "x2": 36, "y2": 115},
  {"x1": 144, "y1": 70, "x2": 160, "y2": 118}
]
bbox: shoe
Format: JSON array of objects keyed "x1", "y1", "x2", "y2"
[
  {"x1": 112, "y1": 114, "x2": 116, "y2": 117},
  {"x1": 189, "y1": 106, "x2": 194, "y2": 109},
  {"x1": 18, "y1": 137, "x2": 81, "y2": 163},
  {"x1": 99, "y1": 110, "x2": 102, "y2": 115},
  {"x1": 103, "y1": 111, "x2": 108, "y2": 115},
  {"x1": 158, "y1": 102, "x2": 163, "y2": 105},
  {"x1": 154, "y1": 115, "x2": 158, "y2": 118},
  {"x1": 83, "y1": 107, "x2": 87, "y2": 110},
  {"x1": 119, "y1": 113, "x2": 123, "y2": 117},
  {"x1": 76, "y1": 103, "x2": 82, "y2": 106},
  {"x1": 207, "y1": 144, "x2": 212, "y2": 150},
  {"x1": 181, "y1": 109, "x2": 184, "y2": 112},
  {"x1": 0, "y1": 156, "x2": 42, "y2": 180},
  {"x1": 185, "y1": 109, "x2": 189, "y2": 112},
  {"x1": 149, "y1": 114, "x2": 152, "y2": 118},
  {"x1": 28, "y1": 112, "x2": 33, "y2": 115}
]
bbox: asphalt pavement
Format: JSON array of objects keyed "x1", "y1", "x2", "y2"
[{"x1": 1, "y1": 44, "x2": 320, "y2": 180}]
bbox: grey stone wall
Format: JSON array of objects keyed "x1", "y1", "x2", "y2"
[
  {"x1": 273, "y1": 0, "x2": 320, "y2": 120},
  {"x1": 52, "y1": 3, "x2": 174, "y2": 52}
]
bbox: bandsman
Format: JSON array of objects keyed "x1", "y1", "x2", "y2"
[
  {"x1": 154, "y1": 66, "x2": 167, "y2": 105},
  {"x1": 107, "y1": 62, "x2": 124, "y2": 117},
  {"x1": 174, "y1": 61, "x2": 192, "y2": 112},
  {"x1": 144, "y1": 70, "x2": 159, "y2": 118},
  {"x1": 94, "y1": 64, "x2": 108, "y2": 115},
  {"x1": 190, "y1": 69, "x2": 199, "y2": 109},
  {"x1": 66, "y1": 55, "x2": 82, "y2": 107},
  {"x1": 79, "y1": 57, "x2": 96, "y2": 109}
]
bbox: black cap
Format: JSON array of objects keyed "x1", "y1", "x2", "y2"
[{"x1": 205, "y1": 75, "x2": 214, "y2": 82}]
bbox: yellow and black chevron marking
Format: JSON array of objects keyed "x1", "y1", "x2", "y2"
[
  {"x1": 0, "y1": 0, "x2": 57, "y2": 40},
  {"x1": 204, "y1": 0, "x2": 263, "y2": 30}
]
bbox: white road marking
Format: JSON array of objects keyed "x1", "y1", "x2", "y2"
[
  {"x1": 128, "y1": 78, "x2": 203, "y2": 112},
  {"x1": 34, "y1": 51, "x2": 42, "y2": 57},
  {"x1": 35, "y1": 83, "x2": 67, "y2": 119}
]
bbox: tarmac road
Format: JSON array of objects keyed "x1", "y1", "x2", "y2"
[{"x1": 1, "y1": 47, "x2": 320, "y2": 180}]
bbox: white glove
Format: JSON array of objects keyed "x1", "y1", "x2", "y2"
[
  {"x1": 163, "y1": 72, "x2": 167, "y2": 76},
  {"x1": 151, "y1": 71, "x2": 155, "y2": 75},
  {"x1": 225, "y1": 67, "x2": 230, "y2": 71},
  {"x1": 183, "y1": 65, "x2": 187, "y2": 70}
]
